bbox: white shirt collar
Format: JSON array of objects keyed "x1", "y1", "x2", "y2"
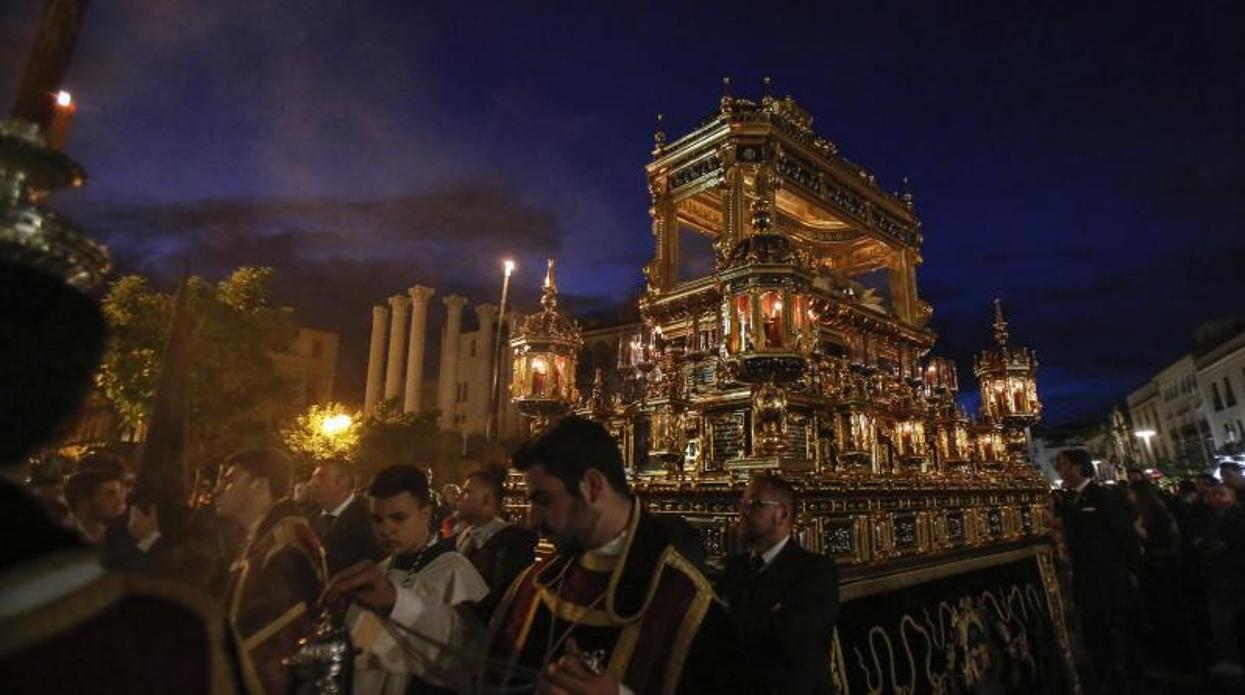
[
  {"x1": 755, "y1": 534, "x2": 791, "y2": 569},
  {"x1": 1072, "y1": 478, "x2": 1092, "y2": 494},
  {"x1": 461, "y1": 517, "x2": 509, "y2": 549},
  {"x1": 588, "y1": 529, "x2": 629, "y2": 558},
  {"x1": 326, "y1": 492, "x2": 355, "y2": 518}
]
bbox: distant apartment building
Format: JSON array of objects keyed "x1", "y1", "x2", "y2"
[
  {"x1": 271, "y1": 326, "x2": 340, "y2": 411},
  {"x1": 1195, "y1": 327, "x2": 1245, "y2": 455}
]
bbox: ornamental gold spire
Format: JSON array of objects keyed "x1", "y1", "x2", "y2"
[
  {"x1": 541, "y1": 257, "x2": 559, "y2": 310},
  {"x1": 992, "y1": 297, "x2": 1009, "y2": 346}
]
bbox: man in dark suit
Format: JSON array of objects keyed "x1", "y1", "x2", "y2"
[
  {"x1": 1053, "y1": 448, "x2": 1143, "y2": 693},
  {"x1": 309, "y1": 457, "x2": 384, "y2": 575},
  {"x1": 717, "y1": 473, "x2": 840, "y2": 695},
  {"x1": 452, "y1": 467, "x2": 537, "y2": 598}
]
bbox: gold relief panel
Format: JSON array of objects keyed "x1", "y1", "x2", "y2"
[{"x1": 870, "y1": 513, "x2": 894, "y2": 561}]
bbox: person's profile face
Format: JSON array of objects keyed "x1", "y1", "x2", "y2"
[
  {"x1": 1208, "y1": 485, "x2": 1236, "y2": 510},
  {"x1": 370, "y1": 492, "x2": 431, "y2": 556},
  {"x1": 216, "y1": 465, "x2": 253, "y2": 521},
  {"x1": 737, "y1": 480, "x2": 783, "y2": 544},
  {"x1": 523, "y1": 464, "x2": 590, "y2": 553},
  {"x1": 92, "y1": 480, "x2": 126, "y2": 522},
  {"x1": 457, "y1": 477, "x2": 487, "y2": 521}
]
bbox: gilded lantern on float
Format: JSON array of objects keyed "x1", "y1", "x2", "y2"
[
  {"x1": 718, "y1": 178, "x2": 817, "y2": 384},
  {"x1": 973, "y1": 422, "x2": 1006, "y2": 468},
  {"x1": 973, "y1": 300, "x2": 1040, "y2": 423},
  {"x1": 510, "y1": 258, "x2": 582, "y2": 429}
]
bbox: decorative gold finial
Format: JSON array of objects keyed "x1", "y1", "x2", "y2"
[
  {"x1": 762, "y1": 76, "x2": 773, "y2": 102},
  {"x1": 901, "y1": 176, "x2": 914, "y2": 209},
  {"x1": 750, "y1": 167, "x2": 776, "y2": 234},
  {"x1": 653, "y1": 113, "x2": 666, "y2": 152},
  {"x1": 541, "y1": 257, "x2": 559, "y2": 310},
  {"x1": 722, "y1": 76, "x2": 732, "y2": 97},
  {"x1": 992, "y1": 298, "x2": 1009, "y2": 346}
]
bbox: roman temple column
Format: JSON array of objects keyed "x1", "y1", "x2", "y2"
[
  {"x1": 364, "y1": 304, "x2": 389, "y2": 413},
  {"x1": 384, "y1": 294, "x2": 410, "y2": 402},
  {"x1": 473, "y1": 303, "x2": 499, "y2": 433},
  {"x1": 403, "y1": 285, "x2": 435, "y2": 413}
]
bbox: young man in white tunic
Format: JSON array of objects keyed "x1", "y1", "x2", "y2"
[{"x1": 348, "y1": 464, "x2": 488, "y2": 695}]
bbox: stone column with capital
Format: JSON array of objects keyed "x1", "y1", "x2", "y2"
[
  {"x1": 437, "y1": 295, "x2": 468, "y2": 430},
  {"x1": 403, "y1": 285, "x2": 435, "y2": 413},
  {"x1": 364, "y1": 305, "x2": 390, "y2": 412},
  {"x1": 384, "y1": 294, "x2": 410, "y2": 402},
  {"x1": 473, "y1": 303, "x2": 499, "y2": 434}
]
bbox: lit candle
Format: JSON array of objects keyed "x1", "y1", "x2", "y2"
[{"x1": 48, "y1": 90, "x2": 75, "y2": 151}]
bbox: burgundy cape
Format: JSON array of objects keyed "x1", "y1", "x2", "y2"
[{"x1": 480, "y1": 504, "x2": 740, "y2": 694}]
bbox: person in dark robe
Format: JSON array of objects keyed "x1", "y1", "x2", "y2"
[
  {"x1": 325, "y1": 416, "x2": 742, "y2": 694},
  {"x1": 452, "y1": 467, "x2": 538, "y2": 598},
  {"x1": 0, "y1": 260, "x2": 245, "y2": 693},
  {"x1": 217, "y1": 448, "x2": 327, "y2": 694},
  {"x1": 309, "y1": 457, "x2": 384, "y2": 575},
  {"x1": 717, "y1": 473, "x2": 840, "y2": 695}
]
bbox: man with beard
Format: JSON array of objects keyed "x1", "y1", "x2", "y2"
[
  {"x1": 217, "y1": 448, "x2": 327, "y2": 694},
  {"x1": 717, "y1": 473, "x2": 839, "y2": 695},
  {"x1": 325, "y1": 416, "x2": 741, "y2": 694}
]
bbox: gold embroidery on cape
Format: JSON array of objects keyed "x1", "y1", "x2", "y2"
[
  {"x1": 264, "y1": 515, "x2": 328, "y2": 582},
  {"x1": 480, "y1": 563, "x2": 540, "y2": 689},
  {"x1": 241, "y1": 600, "x2": 307, "y2": 651},
  {"x1": 606, "y1": 620, "x2": 643, "y2": 680},
  {"x1": 662, "y1": 573, "x2": 714, "y2": 695}
]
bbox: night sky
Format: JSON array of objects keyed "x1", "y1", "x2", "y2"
[{"x1": 3, "y1": 1, "x2": 1243, "y2": 426}]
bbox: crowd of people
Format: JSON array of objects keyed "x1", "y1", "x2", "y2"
[
  {"x1": 0, "y1": 259, "x2": 843, "y2": 695},
  {"x1": 1051, "y1": 449, "x2": 1245, "y2": 693}
]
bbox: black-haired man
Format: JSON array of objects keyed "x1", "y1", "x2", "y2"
[
  {"x1": 453, "y1": 467, "x2": 537, "y2": 597},
  {"x1": 218, "y1": 447, "x2": 327, "y2": 694},
  {"x1": 1053, "y1": 448, "x2": 1142, "y2": 692},
  {"x1": 718, "y1": 473, "x2": 839, "y2": 695},
  {"x1": 326, "y1": 416, "x2": 741, "y2": 694},
  {"x1": 65, "y1": 467, "x2": 126, "y2": 545},
  {"x1": 347, "y1": 465, "x2": 488, "y2": 694}
]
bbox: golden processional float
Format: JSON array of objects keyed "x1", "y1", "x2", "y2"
[{"x1": 509, "y1": 87, "x2": 1077, "y2": 694}]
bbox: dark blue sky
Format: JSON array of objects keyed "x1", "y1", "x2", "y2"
[{"x1": 4, "y1": 1, "x2": 1243, "y2": 424}]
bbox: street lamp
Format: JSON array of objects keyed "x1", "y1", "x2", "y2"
[
  {"x1": 486, "y1": 259, "x2": 515, "y2": 442},
  {"x1": 321, "y1": 413, "x2": 353, "y2": 437}
]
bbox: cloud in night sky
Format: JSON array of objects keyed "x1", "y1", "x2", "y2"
[{"x1": 4, "y1": 1, "x2": 1244, "y2": 425}]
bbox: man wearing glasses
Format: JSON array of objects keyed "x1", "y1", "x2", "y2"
[{"x1": 718, "y1": 473, "x2": 840, "y2": 695}]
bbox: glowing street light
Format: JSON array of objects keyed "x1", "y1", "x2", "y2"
[
  {"x1": 55, "y1": 90, "x2": 72, "y2": 107},
  {"x1": 487, "y1": 259, "x2": 516, "y2": 441},
  {"x1": 321, "y1": 413, "x2": 353, "y2": 437}
]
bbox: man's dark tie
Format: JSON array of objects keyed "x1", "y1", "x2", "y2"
[
  {"x1": 746, "y1": 554, "x2": 765, "y2": 597},
  {"x1": 313, "y1": 512, "x2": 335, "y2": 537}
]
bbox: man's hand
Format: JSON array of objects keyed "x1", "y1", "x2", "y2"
[
  {"x1": 321, "y1": 561, "x2": 397, "y2": 613},
  {"x1": 127, "y1": 504, "x2": 159, "y2": 545},
  {"x1": 536, "y1": 638, "x2": 620, "y2": 695}
]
